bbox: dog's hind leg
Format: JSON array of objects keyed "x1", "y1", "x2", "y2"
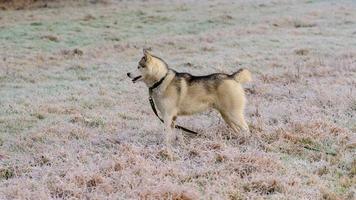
[
  {"x1": 229, "y1": 111, "x2": 250, "y2": 135},
  {"x1": 220, "y1": 111, "x2": 240, "y2": 138},
  {"x1": 220, "y1": 108, "x2": 251, "y2": 139},
  {"x1": 233, "y1": 112, "x2": 249, "y2": 133}
]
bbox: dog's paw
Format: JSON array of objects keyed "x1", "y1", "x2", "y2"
[{"x1": 158, "y1": 147, "x2": 177, "y2": 161}]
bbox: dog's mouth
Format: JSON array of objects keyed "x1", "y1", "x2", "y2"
[{"x1": 131, "y1": 75, "x2": 142, "y2": 83}]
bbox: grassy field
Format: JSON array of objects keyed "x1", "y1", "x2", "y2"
[{"x1": 0, "y1": 0, "x2": 355, "y2": 199}]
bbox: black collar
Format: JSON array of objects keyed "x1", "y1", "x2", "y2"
[{"x1": 149, "y1": 73, "x2": 168, "y2": 93}]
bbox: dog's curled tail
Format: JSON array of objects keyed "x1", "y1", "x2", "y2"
[{"x1": 232, "y1": 69, "x2": 252, "y2": 84}]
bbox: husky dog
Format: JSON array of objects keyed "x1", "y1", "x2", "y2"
[{"x1": 127, "y1": 49, "x2": 251, "y2": 147}]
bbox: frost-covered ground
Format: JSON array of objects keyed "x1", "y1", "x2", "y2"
[{"x1": 0, "y1": 0, "x2": 355, "y2": 199}]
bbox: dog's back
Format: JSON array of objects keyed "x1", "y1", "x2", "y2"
[{"x1": 167, "y1": 69, "x2": 251, "y2": 122}]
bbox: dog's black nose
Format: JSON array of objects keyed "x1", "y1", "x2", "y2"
[{"x1": 127, "y1": 73, "x2": 130, "y2": 77}]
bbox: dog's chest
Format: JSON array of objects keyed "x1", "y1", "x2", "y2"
[{"x1": 150, "y1": 92, "x2": 166, "y2": 114}]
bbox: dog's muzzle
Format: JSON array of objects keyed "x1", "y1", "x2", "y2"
[{"x1": 127, "y1": 73, "x2": 142, "y2": 83}]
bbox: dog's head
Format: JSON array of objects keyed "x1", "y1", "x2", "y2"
[{"x1": 127, "y1": 48, "x2": 168, "y2": 85}]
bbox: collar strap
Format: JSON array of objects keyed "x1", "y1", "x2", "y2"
[{"x1": 149, "y1": 73, "x2": 168, "y2": 92}]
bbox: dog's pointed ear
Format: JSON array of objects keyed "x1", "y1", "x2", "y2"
[{"x1": 143, "y1": 48, "x2": 153, "y2": 60}]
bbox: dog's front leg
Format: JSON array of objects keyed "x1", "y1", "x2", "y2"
[
  {"x1": 162, "y1": 113, "x2": 175, "y2": 159},
  {"x1": 163, "y1": 114, "x2": 174, "y2": 147}
]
